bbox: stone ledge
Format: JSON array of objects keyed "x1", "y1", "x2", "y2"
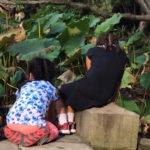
[
  {"x1": 0, "y1": 140, "x2": 19, "y2": 150},
  {"x1": 0, "y1": 135, "x2": 94, "y2": 150},
  {"x1": 75, "y1": 102, "x2": 140, "y2": 150},
  {"x1": 19, "y1": 134, "x2": 93, "y2": 150}
]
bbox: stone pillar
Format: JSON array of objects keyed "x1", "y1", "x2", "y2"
[{"x1": 75, "y1": 103, "x2": 139, "y2": 150}]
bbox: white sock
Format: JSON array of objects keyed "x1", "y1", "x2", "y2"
[
  {"x1": 67, "y1": 112, "x2": 74, "y2": 123},
  {"x1": 58, "y1": 113, "x2": 67, "y2": 125}
]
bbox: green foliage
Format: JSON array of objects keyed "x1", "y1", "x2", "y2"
[
  {"x1": 140, "y1": 72, "x2": 150, "y2": 90},
  {"x1": 0, "y1": 36, "x2": 13, "y2": 49},
  {"x1": 119, "y1": 41, "x2": 127, "y2": 49},
  {"x1": 64, "y1": 35, "x2": 85, "y2": 57},
  {"x1": 0, "y1": 12, "x2": 7, "y2": 28},
  {"x1": 117, "y1": 98, "x2": 150, "y2": 123},
  {"x1": 88, "y1": 15, "x2": 101, "y2": 28},
  {"x1": 121, "y1": 67, "x2": 136, "y2": 89},
  {"x1": 0, "y1": 63, "x2": 7, "y2": 80},
  {"x1": 135, "y1": 53, "x2": 149, "y2": 65},
  {"x1": 94, "y1": 13, "x2": 121, "y2": 36},
  {"x1": 0, "y1": 12, "x2": 6, "y2": 19},
  {"x1": 117, "y1": 98, "x2": 140, "y2": 114},
  {"x1": 0, "y1": 83, "x2": 4, "y2": 96},
  {"x1": 57, "y1": 17, "x2": 91, "y2": 58},
  {"x1": 58, "y1": 17, "x2": 90, "y2": 45},
  {"x1": 49, "y1": 22, "x2": 66, "y2": 35},
  {"x1": 126, "y1": 32, "x2": 143, "y2": 46},
  {"x1": 7, "y1": 38, "x2": 61, "y2": 61},
  {"x1": 23, "y1": 13, "x2": 65, "y2": 38},
  {"x1": 10, "y1": 70, "x2": 24, "y2": 87},
  {"x1": 143, "y1": 100, "x2": 150, "y2": 123},
  {"x1": 137, "y1": 100, "x2": 150, "y2": 123},
  {"x1": 59, "y1": 48, "x2": 81, "y2": 66},
  {"x1": 43, "y1": 13, "x2": 63, "y2": 30},
  {"x1": 119, "y1": 32, "x2": 143, "y2": 49},
  {"x1": 81, "y1": 43, "x2": 95, "y2": 55}
]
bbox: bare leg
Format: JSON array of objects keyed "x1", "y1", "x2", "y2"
[
  {"x1": 67, "y1": 105, "x2": 74, "y2": 113},
  {"x1": 56, "y1": 98, "x2": 66, "y2": 114},
  {"x1": 67, "y1": 105, "x2": 76, "y2": 133},
  {"x1": 55, "y1": 99, "x2": 70, "y2": 134},
  {"x1": 67, "y1": 106, "x2": 75, "y2": 122},
  {"x1": 46, "y1": 101, "x2": 56, "y2": 122}
]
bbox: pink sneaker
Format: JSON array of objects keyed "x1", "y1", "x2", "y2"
[
  {"x1": 57, "y1": 123, "x2": 70, "y2": 134},
  {"x1": 69, "y1": 122, "x2": 76, "y2": 134}
]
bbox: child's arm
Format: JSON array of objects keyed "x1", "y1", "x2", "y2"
[
  {"x1": 46, "y1": 101, "x2": 56, "y2": 122},
  {"x1": 46, "y1": 88, "x2": 59, "y2": 122},
  {"x1": 86, "y1": 56, "x2": 91, "y2": 71}
]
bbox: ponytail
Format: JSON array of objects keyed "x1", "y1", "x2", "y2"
[{"x1": 96, "y1": 33, "x2": 121, "y2": 53}]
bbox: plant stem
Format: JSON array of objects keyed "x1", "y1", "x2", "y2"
[
  {"x1": 8, "y1": 53, "x2": 11, "y2": 67},
  {"x1": 104, "y1": 0, "x2": 108, "y2": 10},
  {"x1": 38, "y1": 19, "x2": 41, "y2": 38},
  {"x1": 81, "y1": 56, "x2": 86, "y2": 73},
  {"x1": 118, "y1": 91, "x2": 123, "y2": 106},
  {"x1": 70, "y1": 65, "x2": 84, "y2": 69},
  {"x1": 141, "y1": 100, "x2": 146, "y2": 115},
  {"x1": 3, "y1": 54, "x2": 7, "y2": 67},
  {"x1": 16, "y1": 66, "x2": 28, "y2": 78},
  {"x1": 71, "y1": 63, "x2": 74, "y2": 74},
  {"x1": 134, "y1": 67, "x2": 141, "y2": 79},
  {"x1": 2, "y1": 79, "x2": 18, "y2": 90},
  {"x1": 133, "y1": 47, "x2": 136, "y2": 64},
  {"x1": 6, "y1": 13, "x2": 8, "y2": 29},
  {"x1": 78, "y1": 56, "x2": 83, "y2": 77},
  {"x1": 12, "y1": 56, "x2": 16, "y2": 66},
  {"x1": 26, "y1": 61, "x2": 29, "y2": 73},
  {"x1": 4, "y1": 80, "x2": 8, "y2": 105},
  {"x1": 59, "y1": 57, "x2": 62, "y2": 74}
]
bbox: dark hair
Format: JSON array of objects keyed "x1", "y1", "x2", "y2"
[
  {"x1": 28, "y1": 57, "x2": 55, "y2": 82},
  {"x1": 96, "y1": 33, "x2": 120, "y2": 53}
]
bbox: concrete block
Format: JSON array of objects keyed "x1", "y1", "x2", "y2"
[
  {"x1": 75, "y1": 103, "x2": 140, "y2": 150},
  {"x1": 138, "y1": 138, "x2": 150, "y2": 150}
]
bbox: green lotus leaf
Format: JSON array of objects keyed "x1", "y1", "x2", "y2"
[
  {"x1": 80, "y1": 43, "x2": 95, "y2": 55},
  {"x1": 11, "y1": 70, "x2": 24, "y2": 87},
  {"x1": 127, "y1": 32, "x2": 143, "y2": 46},
  {"x1": 94, "y1": 13, "x2": 121, "y2": 36},
  {"x1": 140, "y1": 71, "x2": 150, "y2": 90},
  {"x1": 136, "y1": 53, "x2": 149, "y2": 65},
  {"x1": 89, "y1": 15, "x2": 101, "y2": 28},
  {"x1": 117, "y1": 98, "x2": 140, "y2": 114},
  {"x1": 121, "y1": 67, "x2": 136, "y2": 89},
  {"x1": 7, "y1": 38, "x2": 61, "y2": 61},
  {"x1": 64, "y1": 35, "x2": 85, "y2": 57}
]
